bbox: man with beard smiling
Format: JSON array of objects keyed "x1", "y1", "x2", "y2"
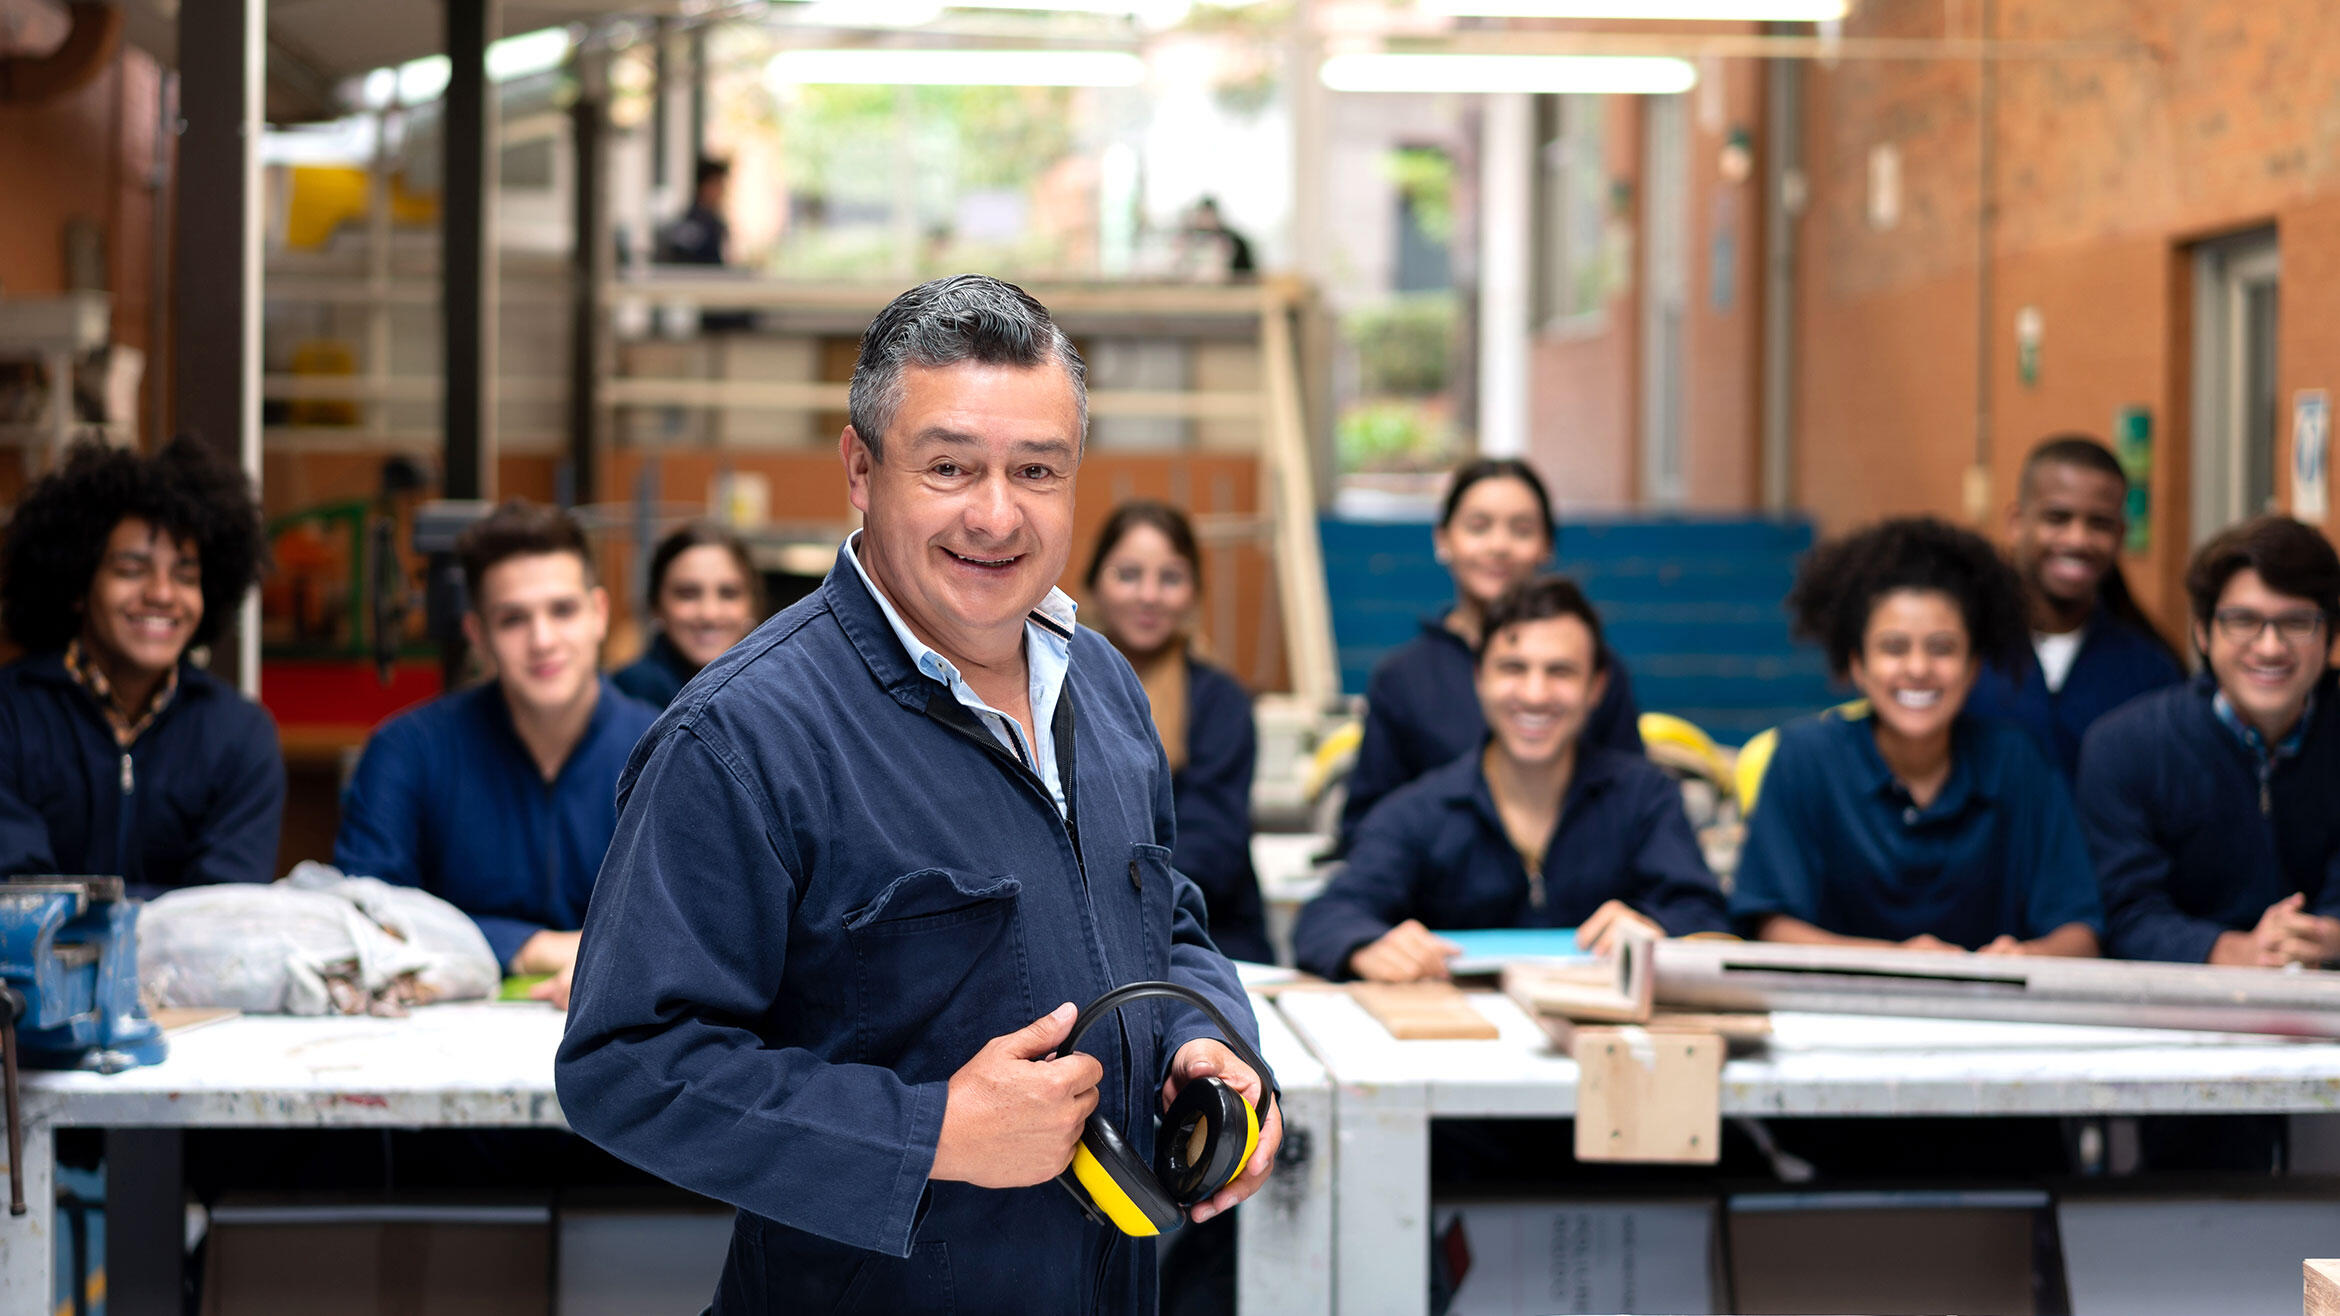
[
  {"x1": 334, "y1": 500, "x2": 656, "y2": 1010},
  {"x1": 2081, "y1": 515, "x2": 2340, "y2": 966},
  {"x1": 0, "y1": 437, "x2": 279, "y2": 896},
  {"x1": 1967, "y1": 436, "x2": 2184, "y2": 778},
  {"x1": 556, "y1": 275, "x2": 1275, "y2": 1313}
]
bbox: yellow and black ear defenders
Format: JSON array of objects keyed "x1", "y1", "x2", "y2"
[{"x1": 1054, "y1": 981, "x2": 1278, "y2": 1238}]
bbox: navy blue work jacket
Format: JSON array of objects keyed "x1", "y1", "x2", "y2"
[
  {"x1": 332, "y1": 679, "x2": 658, "y2": 969},
  {"x1": 555, "y1": 551, "x2": 1260, "y2": 1315},
  {"x1": 0, "y1": 652, "x2": 284, "y2": 899},
  {"x1": 612, "y1": 631, "x2": 695, "y2": 710},
  {"x1": 1965, "y1": 608, "x2": 2183, "y2": 779},
  {"x1": 1295, "y1": 742, "x2": 1727, "y2": 978},
  {"x1": 1730, "y1": 707, "x2": 2104, "y2": 948},
  {"x1": 2079, "y1": 674, "x2": 2340, "y2": 962},
  {"x1": 1340, "y1": 617, "x2": 1643, "y2": 844},
  {"x1": 1174, "y1": 657, "x2": 1271, "y2": 963}
]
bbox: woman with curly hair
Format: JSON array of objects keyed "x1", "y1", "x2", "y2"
[
  {"x1": 0, "y1": 437, "x2": 282, "y2": 896},
  {"x1": 1730, "y1": 516, "x2": 2103, "y2": 956}
]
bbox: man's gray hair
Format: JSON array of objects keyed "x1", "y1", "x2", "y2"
[{"x1": 847, "y1": 274, "x2": 1088, "y2": 460}]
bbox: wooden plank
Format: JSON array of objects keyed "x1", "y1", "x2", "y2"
[
  {"x1": 2307, "y1": 1259, "x2": 2340, "y2": 1316},
  {"x1": 1348, "y1": 983, "x2": 1501, "y2": 1040},
  {"x1": 1572, "y1": 1026, "x2": 1723, "y2": 1164},
  {"x1": 1654, "y1": 938, "x2": 2340, "y2": 1038},
  {"x1": 152, "y1": 1007, "x2": 240, "y2": 1035},
  {"x1": 1499, "y1": 938, "x2": 1654, "y2": 1025},
  {"x1": 1530, "y1": 1009, "x2": 1769, "y2": 1056}
]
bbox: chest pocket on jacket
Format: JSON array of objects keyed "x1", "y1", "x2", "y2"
[
  {"x1": 843, "y1": 868, "x2": 1032, "y2": 1078},
  {"x1": 1129, "y1": 843, "x2": 1178, "y2": 980}
]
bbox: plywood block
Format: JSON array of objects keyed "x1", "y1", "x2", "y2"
[
  {"x1": 1572, "y1": 1026, "x2": 1722, "y2": 1164},
  {"x1": 1532, "y1": 1009, "x2": 1768, "y2": 1056},
  {"x1": 2307, "y1": 1259, "x2": 2340, "y2": 1316},
  {"x1": 1501, "y1": 938, "x2": 1654, "y2": 1025},
  {"x1": 1349, "y1": 983, "x2": 1501, "y2": 1040}
]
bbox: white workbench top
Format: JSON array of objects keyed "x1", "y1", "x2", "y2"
[
  {"x1": 22, "y1": 1002, "x2": 570, "y2": 1129},
  {"x1": 1272, "y1": 987, "x2": 2340, "y2": 1117}
]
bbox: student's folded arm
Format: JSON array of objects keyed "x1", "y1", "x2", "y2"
[
  {"x1": 473, "y1": 915, "x2": 554, "y2": 974},
  {"x1": 0, "y1": 702, "x2": 59, "y2": 875},
  {"x1": 178, "y1": 702, "x2": 286, "y2": 886},
  {"x1": 1171, "y1": 682, "x2": 1258, "y2": 907},
  {"x1": 1338, "y1": 676, "x2": 1414, "y2": 845},
  {"x1": 1293, "y1": 802, "x2": 1428, "y2": 978},
  {"x1": 556, "y1": 723, "x2": 945, "y2": 1260},
  {"x1": 2014, "y1": 755, "x2": 2106, "y2": 954},
  {"x1": 2076, "y1": 725, "x2": 2222, "y2": 963},
  {"x1": 1625, "y1": 766, "x2": 1730, "y2": 936},
  {"x1": 1726, "y1": 744, "x2": 1823, "y2": 940},
  {"x1": 331, "y1": 722, "x2": 426, "y2": 890}
]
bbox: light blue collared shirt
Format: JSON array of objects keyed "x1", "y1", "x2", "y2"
[{"x1": 846, "y1": 530, "x2": 1076, "y2": 817}]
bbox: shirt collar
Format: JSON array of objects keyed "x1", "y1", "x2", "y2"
[
  {"x1": 1837, "y1": 702, "x2": 1991, "y2": 814},
  {"x1": 64, "y1": 638, "x2": 181, "y2": 747},
  {"x1": 2212, "y1": 687, "x2": 2314, "y2": 762},
  {"x1": 842, "y1": 529, "x2": 1077, "y2": 686}
]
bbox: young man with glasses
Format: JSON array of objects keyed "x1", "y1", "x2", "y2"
[{"x1": 2079, "y1": 515, "x2": 2340, "y2": 966}]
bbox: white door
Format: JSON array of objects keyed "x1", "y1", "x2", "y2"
[{"x1": 2191, "y1": 234, "x2": 2281, "y2": 544}]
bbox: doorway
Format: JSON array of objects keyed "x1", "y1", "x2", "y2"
[{"x1": 2190, "y1": 231, "x2": 2281, "y2": 544}]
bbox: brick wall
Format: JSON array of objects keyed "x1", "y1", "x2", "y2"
[{"x1": 1792, "y1": 0, "x2": 2340, "y2": 625}]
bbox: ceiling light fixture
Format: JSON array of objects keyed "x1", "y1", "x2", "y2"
[
  {"x1": 1318, "y1": 52, "x2": 1698, "y2": 95},
  {"x1": 764, "y1": 48, "x2": 1148, "y2": 87},
  {"x1": 1422, "y1": 0, "x2": 1847, "y2": 18}
]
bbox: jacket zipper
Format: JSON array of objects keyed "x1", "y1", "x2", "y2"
[{"x1": 116, "y1": 750, "x2": 136, "y2": 865}]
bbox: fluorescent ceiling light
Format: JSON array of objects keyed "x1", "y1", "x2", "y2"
[
  {"x1": 765, "y1": 48, "x2": 1147, "y2": 87},
  {"x1": 1319, "y1": 52, "x2": 1698, "y2": 94},
  {"x1": 1424, "y1": 0, "x2": 1846, "y2": 17}
]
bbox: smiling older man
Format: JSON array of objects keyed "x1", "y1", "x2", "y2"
[{"x1": 557, "y1": 275, "x2": 1277, "y2": 1313}]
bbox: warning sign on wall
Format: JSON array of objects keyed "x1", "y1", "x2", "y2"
[{"x1": 2295, "y1": 390, "x2": 2331, "y2": 525}]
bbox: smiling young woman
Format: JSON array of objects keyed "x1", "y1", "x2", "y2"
[{"x1": 1730, "y1": 516, "x2": 2104, "y2": 959}]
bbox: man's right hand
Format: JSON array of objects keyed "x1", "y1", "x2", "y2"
[
  {"x1": 1347, "y1": 919, "x2": 1461, "y2": 983},
  {"x1": 2213, "y1": 894, "x2": 2340, "y2": 967},
  {"x1": 930, "y1": 1002, "x2": 1104, "y2": 1188}
]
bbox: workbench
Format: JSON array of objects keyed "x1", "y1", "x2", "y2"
[
  {"x1": 0, "y1": 996, "x2": 1333, "y2": 1316},
  {"x1": 1272, "y1": 986, "x2": 2340, "y2": 1316}
]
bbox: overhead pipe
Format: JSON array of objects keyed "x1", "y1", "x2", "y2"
[{"x1": 0, "y1": 2, "x2": 123, "y2": 105}]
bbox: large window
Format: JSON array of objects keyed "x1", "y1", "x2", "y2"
[{"x1": 1535, "y1": 93, "x2": 1612, "y2": 331}]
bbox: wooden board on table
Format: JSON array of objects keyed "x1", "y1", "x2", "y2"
[
  {"x1": 1500, "y1": 938, "x2": 1654, "y2": 1025},
  {"x1": 1348, "y1": 982, "x2": 1501, "y2": 1040},
  {"x1": 2308, "y1": 1259, "x2": 2340, "y2": 1316},
  {"x1": 152, "y1": 1007, "x2": 240, "y2": 1035},
  {"x1": 1573, "y1": 1025, "x2": 1723, "y2": 1164},
  {"x1": 1531, "y1": 1009, "x2": 1770, "y2": 1056}
]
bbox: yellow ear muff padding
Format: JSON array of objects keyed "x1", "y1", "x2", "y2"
[{"x1": 1053, "y1": 981, "x2": 1282, "y2": 1237}]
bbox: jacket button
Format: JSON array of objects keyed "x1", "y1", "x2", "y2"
[{"x1": 1129, "y1": 860, "x2": 1143, "y2": 892}]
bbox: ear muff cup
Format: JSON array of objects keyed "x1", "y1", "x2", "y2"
[
  {"x1": 1155, "y1": 1076, "x2": 1255, "y2": 1207},
  {"x1": 1067, "y1": 1112, "x2": 1183, "y2": 1237},
  {"x1": 1051, "y1": 981, "x2": 1281, "y2": 1238}
]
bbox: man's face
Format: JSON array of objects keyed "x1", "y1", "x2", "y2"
[
  {"x1": 1474, "y1": 614, "x2": 1606, "y2": 769},
  {"x1": 2195, "y1": 568, "x2": 2329, "y2": 738},
  {"x1": 843, "y1": 360, "x2": 1082, "y2": 666},
  {"x1": 81, "y1": 516, "x2": 203, "y2": 680},
  {"x1": 464, "y1": 552, "x2": 609, "y2": 717},
  {"x1": 2008, "y1": 462, "x2": 2126, "y2": 610}
]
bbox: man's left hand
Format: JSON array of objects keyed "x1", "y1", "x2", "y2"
[{"x1": 1162, "y1": 1037, "x2": 1281, "y2": 1224}]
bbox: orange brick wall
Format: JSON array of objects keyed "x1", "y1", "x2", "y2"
[{"x1": 1792, "y1": 0, "x2": 2340, "y2": 628}]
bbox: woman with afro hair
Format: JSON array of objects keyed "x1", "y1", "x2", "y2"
[
  {"x1": 0, "y1": 436, "x2": 282, "y2": 897},
  {"x1": 1729, "y1": 516, "x2": 2103, "y2": 956}
]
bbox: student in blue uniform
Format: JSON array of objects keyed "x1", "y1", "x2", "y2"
[
  {"x1": 0, "y1": 437, "x2": 281, "y2": 897},
  {"x1": 1085, "y1": 500, "x2": 1271, "y2": 963},
  {"x1": 2081, "y1": 516, "x2": 2340, "y2": 966},
  {"x1": 334, "y1": 500, "x2": 657, "y2": 1010},
  {"x1": 1299, "y1": 576, "x2": 1726, "y2": 981},
  {"x1": 556, "y1": 276, "x2": 1277, "y2": 1314},
  {"x1": 1340, "y1": 458, "x2": 1643, "y2": 846},
  {"x1": 1966, "y1": 435, "x2": 2184, "y2": 777},
  {"x1": 1732, "y1": 517, "x2": 2103, "y2": 955},
  {"x1": 612, "y1": 522, "x2": 763, "y2": 709}
]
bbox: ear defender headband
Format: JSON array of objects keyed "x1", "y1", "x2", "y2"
[{"x1": 1054, "y1": 981, "x2": 1278, "y2": 1238}]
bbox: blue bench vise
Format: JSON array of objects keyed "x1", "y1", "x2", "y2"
[{"x1": 1, "y1": 876, "x2": 166, "y2": 1216}]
